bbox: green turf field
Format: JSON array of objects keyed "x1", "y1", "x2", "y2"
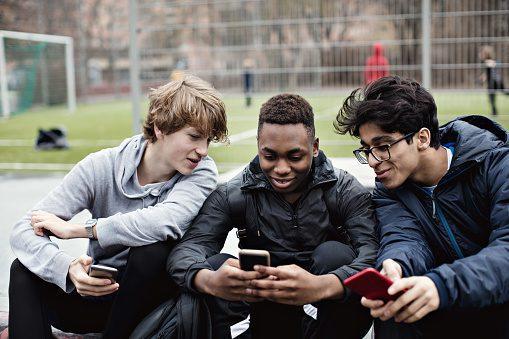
[{"x1": 1, "y1": 91, "x2": 508, "y2": 173}]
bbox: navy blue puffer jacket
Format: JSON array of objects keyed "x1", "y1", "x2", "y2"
[{"x1": 374, "y1": 115, "x2": 509, "y2": 309}]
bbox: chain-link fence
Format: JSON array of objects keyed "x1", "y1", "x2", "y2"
[{"x1": 1, "y1": 0, "x2": 508, "y2": 101}]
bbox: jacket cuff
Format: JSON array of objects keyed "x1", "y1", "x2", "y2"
[
  {"x1": 425, "y1": 272, "x2": 450, "y2": 309},
  {"x1": 52, "y1": 252, "x2": 77, "y2": 293},
  {"x1": 185, "y1": 261, "x2": 213, "y2": 293},
  {"x1": 331, "y1": 266, "x2": 359, "y2": 301}
]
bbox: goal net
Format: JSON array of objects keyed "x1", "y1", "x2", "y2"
[{"x1": 0, "y1": 30, "x2": 76, "y2": 117}]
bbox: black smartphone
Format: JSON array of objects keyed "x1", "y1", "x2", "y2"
[
  {"x1": 88, "y1": 264, "x2": 118, "y2": 283},
  {"x1": 239, "y1": 249, "x2": 270, "y2": 271}
]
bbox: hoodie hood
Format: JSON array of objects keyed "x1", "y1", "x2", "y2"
[
  {"x1": 439, "y1": 115, "x2": 508, "y2": 168},
  {"x1": 373, "y1": 43, "x2": 384, "y2": 56},
  {"x1": 113, "y1": 135, "x2": 183, "y2": 199}
]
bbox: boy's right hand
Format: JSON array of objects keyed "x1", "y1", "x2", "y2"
[
  {"x1": 361, "y1": 259, "x2": 403, "y2": 317},
  {"x1": 194, "y1": 258, "x2": 263, "y2": 302},
  {"x1": 68, "y1": 254, "x2": 119, "y2": 297}
]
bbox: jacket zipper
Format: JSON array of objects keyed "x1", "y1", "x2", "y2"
[{"x1": 432, "y1": 196, "x2": 465, "y2": 259}]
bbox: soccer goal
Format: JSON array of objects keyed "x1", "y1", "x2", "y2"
[{"x1": 0, "y1": 30, "x2": 76, "y2": 118}]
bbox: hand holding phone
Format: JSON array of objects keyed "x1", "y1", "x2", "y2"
[
  {"x1": 88, "y1": 264, "x2": 118, "y2": 283},
  {"x1": 344, "y1": 268, "x2": 402, "y2": 302},
  {"x1": 239, "y1": 249, "x2": 270, "y2": 271}
]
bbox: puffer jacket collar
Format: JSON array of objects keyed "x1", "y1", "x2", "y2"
[{"x1": 240, "y1": 150, "x2": 337, "y2": 191}]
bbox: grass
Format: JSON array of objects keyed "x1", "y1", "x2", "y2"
[{"x1": 1, "y1": 91, "x2": 508, "y2": 173}]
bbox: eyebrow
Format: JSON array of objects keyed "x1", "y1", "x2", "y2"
[
  {"x1": 360, "y1": 135, "x2": 395, "y2": 147},
  {"x1": 261, "y1": 147, "x2": 302, "y2": 154}
]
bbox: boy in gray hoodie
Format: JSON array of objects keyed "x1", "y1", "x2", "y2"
[{"x1": 8, "y1": 75, "x2": 228, "y2": 338}]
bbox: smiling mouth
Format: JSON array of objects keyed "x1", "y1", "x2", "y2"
[
  {"x1": 375, "y1": 168, "x2": 390, "y2": 178},
  {"x1": 271, "y1": 177, "x2": 294, "y2": 186},
  {"x1": 188, "y1": 158, "x2": 201, "y2": 164}
]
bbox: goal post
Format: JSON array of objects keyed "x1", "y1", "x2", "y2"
[{"x1": 0, "y1": 30, "x2": 76, "y2": 118}]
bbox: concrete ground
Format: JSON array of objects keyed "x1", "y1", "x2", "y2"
[{"x1": 0, "y1": 158, "x2": 375, "y2": 336}]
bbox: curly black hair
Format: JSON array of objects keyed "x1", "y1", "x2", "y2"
[
  {"x1": 334, "y1": 76, "x2": 440, "y2": 148},
  {"x1": 258, "y1": 93, "x2": 315, "y2": 138}
]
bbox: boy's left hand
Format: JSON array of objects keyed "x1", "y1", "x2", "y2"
[
  {"x1": 379, "y1": 276, "x2": 440, "y2": 323},
  {"x1": 246, "y1": 264, "x2": 343, "y2": 305},
  {"x1": 31, "y1": 210, "x2": 81, "y2": 239}
]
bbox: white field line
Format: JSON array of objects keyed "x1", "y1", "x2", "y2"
[{"x1": 0, "y1": 104, "x2": 345, "y2": 170}]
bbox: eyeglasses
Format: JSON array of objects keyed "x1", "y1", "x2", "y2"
[{"x1": 353, "y1": 132, "x2": 416, "y2": 164}]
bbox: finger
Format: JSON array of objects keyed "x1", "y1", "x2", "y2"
[
  {"x1": 226, "y1": 266, "x2": 264, "y2": 281},
  {"x1": 79, "y1": 255, "x2": 93, "y2": 266},
  {"x1": 225, "y1": 258, "x2": 240, "y2": 269},
  {"x1": 388, "y1": 277, "x2": 416, "y2": 295},
  {"x1": 77, "y1": 284, "x2": 119, "y2": 297},
  {"x1": 384, "y1": 283, "x2": 421, "y2": 319},
  {"x1": 248, "y1": 288, "x2": 291, "y2": 301},
  {"x1": 361, "y1": 297, "x2": 385, "y2": 308},
  {"x1": 249, "y1": 278, "x2": 290, "y2": 291},
  {"x1": 33, "y1": 227, "x2": 45, "y2": 236},
  {"x1": 373, "y1": 301, "x2": 394, "y2": 320},
  {"x1": 403, "y1": 304, "x2": 434, "y2": 324},
  {"x1": 77, "y1": 282, "x2": 119, "y2": 294},
  {"x1": 254, "y1": 265, "x2": 295, "y2": 280},
  {"x1": 383, "y1": 260, "x2": 401, "y2": 281},
  {"x1": 394, "y1": 295, "x2": 428, "y2": 323}
]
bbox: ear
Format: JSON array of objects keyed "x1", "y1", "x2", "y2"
[
  {"x1": 154, "y1": 124, "x2": 164, "y2": 141},
  {"x1": 416, "y1": 128, "x2": 431, "y2": 151},
  {"x1": 312, "y1": 138, "x2": 319, "y2": 157}
]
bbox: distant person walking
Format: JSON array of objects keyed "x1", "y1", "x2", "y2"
[
  {"x1": 243, "y1": 58, "x2": 254, "y2": 107},
  {"x1": 364, "y1": 43, "x2": 389, "y2": 84},
  {"x1": 479, "y1": 45, "x2": 507, "y2": 116}
]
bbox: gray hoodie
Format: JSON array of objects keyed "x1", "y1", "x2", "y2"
[{"x1": 10, "y1": 135, "x2": 218, "y2": 292}]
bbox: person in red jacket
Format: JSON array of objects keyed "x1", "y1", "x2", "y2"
[{"x1": 364, "y1": 43, "x2": 389, "y2": 84}]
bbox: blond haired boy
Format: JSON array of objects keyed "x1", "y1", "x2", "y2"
[{"x1": 8, "y1": 75, "x2": 227, "y2": 338}]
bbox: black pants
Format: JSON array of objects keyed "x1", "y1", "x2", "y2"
[
  {"x1": 207, "y1": 241, "x2": 373, "y2": 339},
  {"x1": 8, "y1": 241, "x2": 178, "y2": 339},
  {"x1": 375, "y1": 301, "x2": 509, "y2": 339}
]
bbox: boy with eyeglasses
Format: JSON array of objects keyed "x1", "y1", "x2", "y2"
[{"x1": 334, "y1": 75, "x2": 509, "y2": 339}]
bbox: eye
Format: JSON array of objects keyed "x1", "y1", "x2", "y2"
[
  {"x1": 189, "y1": 133, "x2": 201, "y2": 140},
  {"x1": 289, "y1": 156, "x2": 302, "y2": 161},
  {"x1": 263, "y1": 153, "x2": 276, "y2": 161}
]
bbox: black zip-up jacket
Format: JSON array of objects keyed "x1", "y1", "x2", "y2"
[
  {"x1": 168, "y1": 151, "x2": 378, "y2": 298},
  {"x1": 374, "y1": 115, "x2": 509, "y2": 309}
]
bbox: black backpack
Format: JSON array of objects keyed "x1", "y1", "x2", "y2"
[{"x1": 130, "y1": 292, "x2": 212, "y2": 339}]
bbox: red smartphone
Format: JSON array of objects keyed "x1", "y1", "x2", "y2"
[{"x1": 344, "y1": 268, "x2": 401, "y2": 302}]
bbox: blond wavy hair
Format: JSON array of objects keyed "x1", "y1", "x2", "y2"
[{"x1": 143, "y1": 74, "x2": 228, "y2": 143}]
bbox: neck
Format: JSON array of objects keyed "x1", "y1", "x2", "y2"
[
  {"x1": 411, "y1": 146, "x2": 448, "y2": 186},
  {"x1": 137, "y1": 142, "x2": 176, "y2": 186}
]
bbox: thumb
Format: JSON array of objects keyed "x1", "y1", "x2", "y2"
[
  {"x1": 79, "y1": 254, "x2": 93, "y2": 268},
  {"x1": 383, "y1": 260, "x2": 401, "y2": 282}
]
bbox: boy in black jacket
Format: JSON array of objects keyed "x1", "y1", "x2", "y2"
[
  {"x1": 335, "y1": 75, "x2": 509, "y2": 339},
  {"x1": 168, "y1": 94, "x2": 378, "y2": 338}
]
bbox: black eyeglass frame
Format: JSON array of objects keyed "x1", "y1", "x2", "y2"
[{"x1": 353, "y1": 131, "x2": 417, "y2": 164}]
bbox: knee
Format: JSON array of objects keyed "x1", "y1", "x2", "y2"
[
  {"x1": 206, "y1": 253, "x2": 236, "y2": 271},
  {"x1": 310, "y1": 241, "x2": 356, "y2": 275},
  {"x1": 9, "y1": 259, "x2": 36, "y2": 292}
]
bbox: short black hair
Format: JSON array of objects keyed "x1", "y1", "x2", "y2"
[
  {"x1": 258, "y1": 93, "x2": 315, "y2": 138},
  {"x1": 334, "y1": 76, "x2": 440, "y2": 148}
]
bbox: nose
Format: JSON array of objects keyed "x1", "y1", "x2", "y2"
[
  {"x1": 367, "y1": 153, "x2": 381, "y2": 169},
  {"x1": 274, "y1": 159, "x2": 291, "y2": 176},
  {"x1": 196, "y1": 139, "x2": 209, "y2": 157}
]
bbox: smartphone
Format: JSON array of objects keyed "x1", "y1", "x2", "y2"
[
  {"x1": 239, "y1": 249, "x2": 270, "y2": 271},
  {"x1": 88, "y1": 264, "x2": 118, "y2": 283},
  {"x1": 343, "y1": 268, "x2": 402, "y2": 302}
]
